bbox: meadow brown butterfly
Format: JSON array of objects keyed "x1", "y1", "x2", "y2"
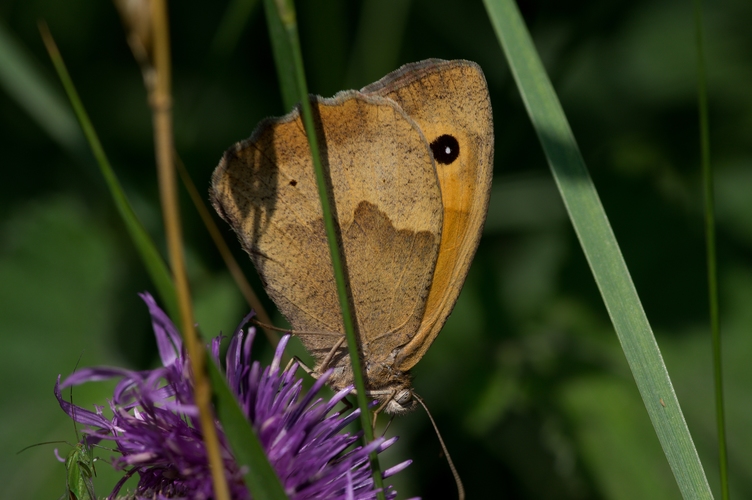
[{"x1": 211, "y1": 59, "x2": 493, "y2": 414}]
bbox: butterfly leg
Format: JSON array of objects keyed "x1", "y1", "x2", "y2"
[
  {"x1": 318, "y1": 335, "x2": 346, "y2": 371},
  {"x1": 370, "y1": 391, "x2": 397, "y2": 430},
  {"x1": 339, "y1": 396, "x2": 354, "y2": 413},
  {"x1": 287, "y1": 354, "x2": 358, "y2": 415},
  {"x1": 381, "y1": 414, "x2": 396, "y2": 437},
  {"x1": 285, "y1": 356, "x2": 317, "y2": 378},
  {"x1": 372, "y1": 409, "x2": 380, "y2": 430}
]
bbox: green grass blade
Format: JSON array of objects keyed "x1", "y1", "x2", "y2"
[
  {"x1": 40, "y1": 26, "x2": 180, "y2": 323},
  {"x1": 262, "y1": 0, "x2": 297, "y2": 110},
  {"x1": 483, "y1": 1, "x2": 713, "y2": 497},
  {"x1": 262, "y1": 0, "x2": 384, "y2": 495},
  {"x1": 207, "y1": 352, "x2": 288, "y2": 500},
  {"x1": 694, "y1": 0, "x2": 728, "y2": 497},
  {"x1": 212, "y1": 0, "x2": 261, "y2": 59},
  {"x1": 343, "y1": 0, "x2": 411, "y2": 87},
  {"x1": 0, "y1": 21, "x2": 87, "y2": 164}
]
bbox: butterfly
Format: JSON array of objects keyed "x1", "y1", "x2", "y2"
[{"x1": 211, "y1": 59, "x2": 493, "y2": 413}]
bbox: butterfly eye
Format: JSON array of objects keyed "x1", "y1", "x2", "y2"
[{"x1": 394, "y1": 389, "x2": 413, "y2": 406}]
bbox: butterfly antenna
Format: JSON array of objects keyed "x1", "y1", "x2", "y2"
[{"x1": 413, "y1": 392, "x2": 465, "y2": 500}]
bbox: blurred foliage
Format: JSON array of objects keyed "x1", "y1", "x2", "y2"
[{"x1": 0, "y1": 0, "x2": 750, "y2": 498}]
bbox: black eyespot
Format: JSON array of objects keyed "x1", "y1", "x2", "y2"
[
  {"x1": 429, "y1": 134, "x2": 460, "y2": 165},
  {"x1": 289, "y1": 179, "x2": 298, "y2": 187}
]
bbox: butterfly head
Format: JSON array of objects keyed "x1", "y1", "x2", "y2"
[
  {"x1": 383, "y1": 387, "x2": 418, "y2": 414},
  {"x1": 366, "y1": 374, "x2": 418, "y2": 415}
]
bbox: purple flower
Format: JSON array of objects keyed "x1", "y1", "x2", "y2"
[{"x1": 56, "y1": 292, "x2": 410, "y2": 499}]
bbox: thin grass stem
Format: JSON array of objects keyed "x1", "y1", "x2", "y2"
[
  {"x1": 694, "y1": 1, "x2": 728, "y2": 498},
  {"x1": 148, "y1": 1, "x2": 229, "y2": 498}
]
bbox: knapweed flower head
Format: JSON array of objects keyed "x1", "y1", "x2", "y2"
[{"x1": 56, "y1": 292, "x2": 410, "y2": 499}]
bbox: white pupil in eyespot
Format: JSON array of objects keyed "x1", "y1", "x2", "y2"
[{"x1": 444, "y1": 146, "x2": 451, "y2": 155}]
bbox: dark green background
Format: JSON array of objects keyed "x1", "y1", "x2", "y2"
[{"x1": 1, "y1": 0, "x2": 751, "y2": 498}]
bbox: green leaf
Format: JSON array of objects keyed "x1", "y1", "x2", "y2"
[{"x1": 483, "y1": 0, "x2": 713, "y2": 497}]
